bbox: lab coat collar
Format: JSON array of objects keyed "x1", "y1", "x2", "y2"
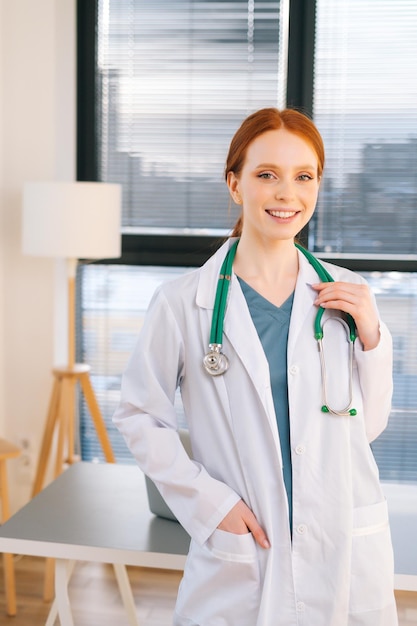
[
  {"x1": 195, "y1": 239, "x2": 320, "y2": 399},
  {"x1": 196, "y1": 238, "x2": 272, "y2": 407},
  {"x1": 196, "y1": 238, "x2": 236, "y2": 310},
  {"x1": 287, "y1": 249, "x2": 321, "y2": 362}
]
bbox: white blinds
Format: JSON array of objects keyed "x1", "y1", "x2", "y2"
[
  {"x1": 311, "y1": 1, "x2": 417, "y2": 483},
  {"x1": 312, "y1": 0, "x2": 417, "y2": 255},
  {"x1": 364, "y1": 272, "x2": 417, "y2": 483},
  {"x1": 80, "y1": 0, "x2": 417, "y2": 484},
  {"x1": 79, "y1": 264, "x2": 189, "y2": 461},
  {"x1": 80, "y1": 264, "x2": 417, "y2": 483},
  {"x1": 97, "y1": 0, "x2": 287, "y2": 232}
]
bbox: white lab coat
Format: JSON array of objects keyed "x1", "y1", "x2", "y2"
[{"x1": 113, "y1": 239, "x2": 398, "y2": 626}]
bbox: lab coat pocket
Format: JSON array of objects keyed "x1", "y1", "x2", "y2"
[
  {"x1": 207, "y1": 527, "x2": 259, "y2": 562},
  {"x1": 175, "y1": 530, "x2": 261, "y2": 625},
  {"x1": 349, "y1": 500, "x2": 395, "y2": 615}
]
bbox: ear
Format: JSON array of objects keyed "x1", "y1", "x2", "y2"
[{"x1": 227, "y1": 171, "x2": 242, "y2": 205}]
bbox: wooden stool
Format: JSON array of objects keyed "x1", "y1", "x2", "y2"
[
  {"x1": 31, "y1": 364, "x2": 115, "y2": 498},
  {"x1": 31, "y1": 365, "x2": 116, "y2": 603},
  {"x1": 0, "y1": 438, "x2": 22, "y2": 616}
]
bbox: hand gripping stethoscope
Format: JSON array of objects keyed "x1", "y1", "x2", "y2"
[{"x1": 203, "y1": 240, "x2": 358, "y2": 417}]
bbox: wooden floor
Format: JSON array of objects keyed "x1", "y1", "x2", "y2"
[{"x1": 0, "y1": 555, "x2": 416, "y2": 625}]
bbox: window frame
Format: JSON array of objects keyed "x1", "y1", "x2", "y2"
[
  {"x1": 77, "y1": 0, "x2": 417, "y2": 273},
  {"x1": 77, "y1": 0, "x2": 417, "y2": 488}
]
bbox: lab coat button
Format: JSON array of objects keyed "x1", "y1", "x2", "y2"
[
  {"x1": 289, "y1": 365, "x2": 299, "y2": 375},
  {"x1": 295, "y1": 444, "x2": 306, "y2": 455},
  {"x1": 296, "y1": 524, "x2": 307, "y2": 534},
  {"x1": 296, "y1": 601, "x2": 305, "y2": 612}
]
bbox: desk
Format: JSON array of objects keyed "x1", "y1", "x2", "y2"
[
  {"x1": 0, "y1": 465, "x2": 415, "y2": 624},
  {"x1": 0, "y1": 462, "x2": 190, "y2": 625},
  {"x1": 383, "y1": 482, "x2": 417, "y2": 592}
]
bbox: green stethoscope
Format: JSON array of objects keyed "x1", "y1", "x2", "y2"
[{"x1": 203, "y1": 240, "x2": 358, "y2": 417}]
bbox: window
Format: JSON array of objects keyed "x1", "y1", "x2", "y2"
[
  {"x1": 79, "y1": 264, "x2": 190, "y2": 460},
  {"x1": 78, "y1": 0, "x2": 417, "y2": 483},
  {"x1": 96, "y1": 0, "x2": 287, "y2": 232},
  {"x1": 311, "y1": 0, "x2": 417, "y2": 255},
  {"x1": 310, "y1": 0, "x2": 417, "y2": 481},
  {"x1": 363, "y1": 272, "x2": 417, "y2": 482}
]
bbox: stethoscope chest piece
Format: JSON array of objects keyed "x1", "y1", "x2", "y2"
[
  {"x1": 203, "y1": 344, "x2": 229, "y2": 376},
  {"x1": 204, "y1": 240, "x2": 358, "y2": 417}
]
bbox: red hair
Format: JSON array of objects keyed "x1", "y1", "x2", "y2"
[{"x1": 226, "y1": 108, "x2": 325, "y2": 237}]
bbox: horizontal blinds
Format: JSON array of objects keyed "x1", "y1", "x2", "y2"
[
  {"x1": 312, "y1": 0, "x2": 417, "y2": 255},
  {"x1": 364, "y1": 272, "x2": 417, "y2": 482},
  {"x1": 79, "y1": 264, "x2": 190, "y2": 462},
  {"x1": 80, "y1": 264, "x2": 417, "y2": 483},
  {"x1": 97, "y1": 0, "x2": 287, "y2": 232},
  {"x1": 81, "y1": 0, "x2": 417, "y2": 484}
]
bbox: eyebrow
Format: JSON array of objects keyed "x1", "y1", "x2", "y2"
[{"x1": 255, "y1": 162, "x2": 317, "y2": 171}]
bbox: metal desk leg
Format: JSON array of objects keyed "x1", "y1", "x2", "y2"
[
  {"x1": 45, "y1": 559, "x2": 74, "y2": 626},
  {"x1": 45, "y1": 560, "x2": 76, "y2": 626},
  {"x1": 113, "y1": 563, "x2": 139, "y2": 626}
]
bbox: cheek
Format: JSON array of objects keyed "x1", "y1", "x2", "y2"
[
  {"x1": 304, "y1": 188, "x2": 319, "y2": 208},
  {"x1": 241, "y1": 185, "x2": 262, "y2": 206}
]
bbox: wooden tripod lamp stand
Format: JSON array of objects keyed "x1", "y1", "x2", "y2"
[{"x1": 22, "y1": 182, "x2": 122, "y2": 496}]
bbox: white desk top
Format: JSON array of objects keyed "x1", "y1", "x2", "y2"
[{"x1": 0, "y1": 462, "x2": 189, "y2": 570}]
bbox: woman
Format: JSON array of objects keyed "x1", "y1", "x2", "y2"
[{"x1": 113, "y1": 108, "x2": 398, "y2": 625}]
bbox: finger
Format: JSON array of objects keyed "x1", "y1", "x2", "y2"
[
  {"x1": 315, "y1": 284, "x2": 360, "y2": 299},
  {"x1": 216, "y1": 500, "x2": 251, "y2": 534},
  {"x1": 242, "y1": 508, "x2": 270, "y2": 549},
  {"x1": 314, "y1": 282, "x2": 369, "y2": 298},
  {"x1": 314, "y1": 287, "x2": 368, "y2": 310},
  {"x1": 315, "y1": 300, "x2": 357, "y2": 317},
  {"x1": 217, "y1": 514, "x2": 250, "y2": 534},
  {"x1": 316, "y1": 292, "x2": 372, "y2": 315}
]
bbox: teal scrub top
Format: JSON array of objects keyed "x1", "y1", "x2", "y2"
[{"x1": 238, "y1": 277, "x2": 294, "y2": 530}]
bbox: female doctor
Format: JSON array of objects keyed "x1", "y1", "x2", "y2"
[{"x1": 113, "y1": 108, "x2": 398, "y2": 625}]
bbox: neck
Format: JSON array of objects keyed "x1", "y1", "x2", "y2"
[
  {"x1": 234, "y1": 234, "x2": 298, "y2": 281},
  {"x1": 233, "y1": 234, "x2": 299, "y2": 306}
]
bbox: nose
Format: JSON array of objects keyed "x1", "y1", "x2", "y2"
[{"x1": 274, "y1": 178, "x2": 295, "y2": 201}]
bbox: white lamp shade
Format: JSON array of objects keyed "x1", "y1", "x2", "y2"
[{"x1": 22, "y1": 181, "x2": 122, "y2": 259}]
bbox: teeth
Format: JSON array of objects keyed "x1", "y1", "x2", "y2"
[{"x1": 269, "y1": 210, "x2": 296, "y2": 218}]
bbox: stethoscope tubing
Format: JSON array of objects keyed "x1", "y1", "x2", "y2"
[
  {"x1": 209, "y1": 239, "x2": 238, "y2": 345},
  {"x1": 295, "y1": 243, "x2": 356, "y2": 342},
  {"x1": 204, "y1": 240, "x2": 358, "y2": 416},
  {"x1": 317, "y1": 318, "x2": 357, "y2": 417}
]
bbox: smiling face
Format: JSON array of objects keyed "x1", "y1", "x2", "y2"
[{"x1": 227, "y1": 128, "x2": 321, "y2": 245}]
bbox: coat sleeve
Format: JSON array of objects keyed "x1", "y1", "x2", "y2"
[
  {"x1": 354, "y1": 317, "x2": 393, "y2": 443},
  {"x1": 112, "y1": 287, "x2": 241, "y2": 546}
]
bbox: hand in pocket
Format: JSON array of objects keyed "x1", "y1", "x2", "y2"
[{"x1": 217, "y1": 499, "x2": 270, "y2": 549}]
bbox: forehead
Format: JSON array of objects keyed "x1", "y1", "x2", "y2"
[{"x1": 244, "y1": 128, "x2": 318, "y2": 168}]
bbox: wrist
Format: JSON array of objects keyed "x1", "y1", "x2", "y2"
[{"x1": 362, "y1": 329, "x2": 381, "y2": 351}]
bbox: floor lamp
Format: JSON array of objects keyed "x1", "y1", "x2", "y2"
[{"x1": 22, "y1": 181, "x2": 122, "y2": 497}]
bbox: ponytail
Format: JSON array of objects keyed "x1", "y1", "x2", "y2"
[{"x1": 230, "y1": 215, "x2": 243, "y2": 238}]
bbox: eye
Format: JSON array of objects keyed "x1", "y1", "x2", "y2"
[
  {"x1": 257, "y1": 171, "x2": 275, "y2": 180},
  {"x1": 297, "y1": 173, "x2": 314, "y2": 181}
]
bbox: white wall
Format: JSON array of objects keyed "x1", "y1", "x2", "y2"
[
  {"x1": 0, "y1": 0, "x2": 76, "y2": 512},
  {"x1": 0, "y1": 1, "x2": 5, "y2": 437}
]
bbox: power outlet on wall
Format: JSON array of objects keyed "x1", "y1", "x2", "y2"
[{"x1": 17, "y1": 437, "x2": 34, "y2": 483}]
